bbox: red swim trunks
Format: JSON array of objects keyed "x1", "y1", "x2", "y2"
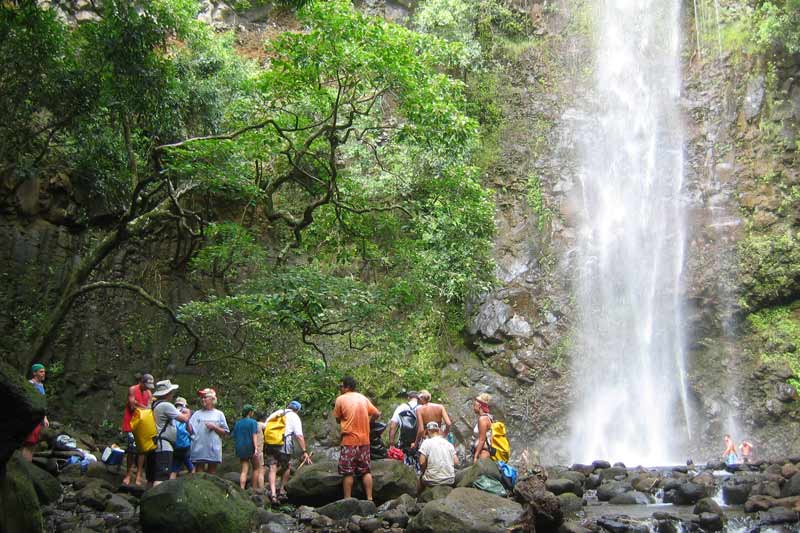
[
  {"x1": 338, "y1": 444, "x2": 371, "y2": 476},
  {"x1": 23, "y1": 422, "x2": 43, "y2": 447}
]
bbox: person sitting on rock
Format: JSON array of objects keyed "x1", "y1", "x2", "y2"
[
  {"x1": 722, "y1": 434, "x2": 738, "y2": 465},
  {"x1": 418, "y1": 421, "x2": 458, "y2": 493},
  {"x1": 233, "y1": 404, "x2": 261, "y2": 490},
  {"x1": 740, "y1": 440, "x2": 753, "y2": 464},
  {"x1": 471, "y1": 393, "x2": 494, "y2": 464},
  {"x1": 333, "y1": 376, "x2": 380, "y2": 501},
  {"x1": 22, "y1": 363, "x2": 49, "y2": 462},
  {"x1": 121, "y1": 372, "x2": 154, "y2": 485},
  {"x1": 415, "y1": 390, "x2": 453, "y2": 445}
]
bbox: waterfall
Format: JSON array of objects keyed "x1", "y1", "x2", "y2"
[{"x1": 568, "y1": 0, "x2": 691, "y2": 465}]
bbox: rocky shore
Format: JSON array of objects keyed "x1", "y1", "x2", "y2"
[{"x1": 7, "y1": 441, "x2": 800, "y2": 533}]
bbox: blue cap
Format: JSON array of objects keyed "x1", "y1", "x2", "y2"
[{"x1": 287, "y1": 400, "x2": 302, "y2": 411}]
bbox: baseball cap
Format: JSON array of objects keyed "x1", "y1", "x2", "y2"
[
  {"x1": 425, "y1": 421, "x2": 440, "y2": 431},
  {"x1": 197, "y1": 387, "x2": 216, "y2": 398},
  {"x1": 287, "y1": 400, "x2": 302, "y2": 411}
]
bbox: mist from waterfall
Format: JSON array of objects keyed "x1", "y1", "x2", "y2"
[{"x1": 568, "y1": 0, "x2": 691, "y2": 465}]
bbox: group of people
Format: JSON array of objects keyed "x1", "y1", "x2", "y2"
[
  {"x1": 722, "y1": 434, "x2": 754, "y2": 465},
  {"x1": 121, "y1": 375, "x2": 229, "y2": 488}
]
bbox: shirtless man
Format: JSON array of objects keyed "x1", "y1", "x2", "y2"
[
  {"x1": 414, "y1": 390, "x2": 452, "y2": 445},
  {"x1": 722, "y1": 434, "x2": 738, "y2": 465},
  {"x1": 740, "y1": 440, "x2": 754, "y2": 463}
]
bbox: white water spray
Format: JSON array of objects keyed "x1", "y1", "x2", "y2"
[{"x1": 568, "y1": 0, "x2": 691, "y2": 465}]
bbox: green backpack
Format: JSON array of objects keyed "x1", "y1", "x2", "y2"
[{"x1": 472, "y1": 474, "x2": 508, "y2": 497}]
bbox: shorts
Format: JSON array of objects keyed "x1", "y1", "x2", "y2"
[
  {"x1": 171, "y1": 447, "x2": 193, "y2": 473},
  {"x1": 146, "y1": 450, "x2": 173, "y2": 482},
  {"x1": 23, "y1": 423, "x2": 43, "y2": 447},
  {"x1": 125, "y1": 432, "x2": 138, "y2": 454},
  {"x1": 338, "y1": 445, "x2": 371, "y2": 476},
  {"x1": 264, "y1": 445, "x2": 290, "y2": 468}
]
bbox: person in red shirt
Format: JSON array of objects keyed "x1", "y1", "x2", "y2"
[
  {"x1": 121, "y1": 373, "x2": 154, "y2": 486},
  {"x1": 333, "y1": 376, "x2": 380, "y2": 500}
]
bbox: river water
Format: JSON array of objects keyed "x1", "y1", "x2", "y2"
[{"x1": 568, "y1": 0, "x2": 692, "y2": 465}]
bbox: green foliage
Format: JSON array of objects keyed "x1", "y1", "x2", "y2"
[
  {"x1": 752, "y1": 0, "x2": 800, "y2": 55},
  {"x1": 738, "y1": 230, "x2": 800, "y2": 311},
  {"x1": 526, "y1": 174, "x2": 553, "y2": 232},
  {"x1": 747, "y1": 304, "x2": 800, "y2": 391}
]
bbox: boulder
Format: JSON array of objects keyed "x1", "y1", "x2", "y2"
[
  {"x1": 760, "y1": 507, "x2": 800, "y2": 525},
  {"x1": 0, "y1": 456, "x2": 44, "y2": 533},
  {"x1": 76, "y1": 480, "x2": 113, "y2": 510},
  {"x1": 558, "y1": 493, "x2": 583, "y2": 514},
  {"x1": 546, "y1": 478, "x2": 580, "y2": 496},
  {"x1": 286, "y1": 459, "x2": 416, "y2": 506},
  {"x1": 417, "y1": 485, "x2": 452, "y2": 503},
  {"x1": 722, "y1": 482, "x2": 751, "y2": 505},
  {"x1": 596, "y1": 516, "x2": 649, "y2": 532},
  {"x1": 598, "y1": 467, "x2": 628, "y2": 482},
  {"x1": 455, "y1": 458, "x2": 502, "y2": 488},
  {"x1": 10, "y1": 455, "x2": 61, "y2": 505},
  {"x1": 0, "y1": 362, "x2": 46, "y2": 474},
  {"x1": 696, "y1": 512, "x2": 724, "y2": 531},
  {"x1": 631, "y1": 475, "x2": 659, "y2": 493},
  {"x1": 105, "y1": 494, "x2": 135, "y2": 515},
  {"x1": 752, "y1": 479, "x2": 782, "y2": 498},
  {"x1": 570, "y1": 464, "x2": 594, "y2": 476},
  {"x1": 782, "y1": 472, "x2": 800, "y2": 497},
  {"x1": 672, "y1": 482, "x2": 709, "y2": 505},
  {"x1": 406, "y1": 487, "x2": 523, "y2": 533},
  {"x1": 378, "y1": 493, "x2": 416, "y2": 511},
  {"x1": 513, "y1": 475, "x2": 563, "y2": 531},
  {"x1": 140, "y1": 473, "x2": 257, "y2": 532},
  {"x1": 596, "y1": 480, "x2": 632, "y2": 501},
  {"x1": 782, "y1": 463, "x2": 799, "y2": 479},
  {"x1": 693, "y1": 497, "x2": 723, "y2": 516},
  {"x1": 745, "y1": 494, "x2": 775, "y2": 513},
  {"x1": 381, "y1": 507, "x2": 410, "y2": 528},
  {"x1": 317, "y1": 498, "x2": 377, "y2": 521},
  {"x1": 592, "y1": 460, "x2": 611, "y2": 470},
  {"x1": 609, "y1": 491, "x2": 650, "y2": 505}
]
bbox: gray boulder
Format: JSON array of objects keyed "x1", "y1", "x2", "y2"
[
  {"x1": 596, "y1": 480, "x2": 632, "y2": 501},
  {"x1": 140, "y1": 473, "x2": 257, "y2": 533},
  {"x1": 760, "y1": 507, "x2": 800, "y2": 525},
  {"x1": 11, "y1": 455, "x2": 61, "y2": 505},
  {"x1": 609, "y1": 491, "x2": 650, "y2": 505},
  {"x1": 455, "y1": 458, "x2": 502, "y2": 488},
  {"x1": 417, "y1": 484, "x2": 452, "y2": 503},
  {"x1": 0, "y1": 362, "x2": 46, "y2": 474},
  {"x1": 381, "y1": 507, "x2": 410, "y2": 528},
  {"x1": 546, "y1": 478, "x2": 581, "y2": 496},
  {"x1": 598, "y1": 467, "x2": 628, "y2": 482},
  {"x1": 693, "y1": 497, "x2": 723, "y2": 516},
  {"x1": 407, "y1": 487, "x2": 523, "y2": 533},
  {"x1": 286, "y1": 459, "x2": 416, "y2": 506},
  {"x1": 316, "y1": 498, "x2": 376, "y2": 521},
  {"x1": 722, "y1": 482, "x2": 751, "y2": 505},
  {"x1": 673, "y1": 482, "x2": 709, "y2": 505},
  {"x1": 782, "y1": 472, "x2": 800, "y2": 497},
  {"x1": 558, "y1": 493, "x2": 583, "y2": 514},
  {"x1": 696, "y1": 512, "x2": 724, "y2": 531}
]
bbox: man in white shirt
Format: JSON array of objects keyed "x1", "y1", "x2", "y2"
[
  {"x1": 265, "y1": 401, "x2": 311, "y2": 503},
  {"x1": 418, "y1": 421, "x2": 458, "y2": 493}
]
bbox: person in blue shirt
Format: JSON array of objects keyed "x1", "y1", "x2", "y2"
[
  {"x1": 22, "y1": 363, "x2": 49, "y2": 461},
  {"x1": 232, "y1": 404, "x2": 260, "y2": 490}
]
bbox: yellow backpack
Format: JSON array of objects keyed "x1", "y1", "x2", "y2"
[
  {"x1": 489, "y1": 420, "x2": 511, "y2": 463},
  {"x1": 130, "y1": 408, "x2": 157, "y2": 453},
  {"x1": 264, "y1": 411, "x2": 287, "y2": 446}
]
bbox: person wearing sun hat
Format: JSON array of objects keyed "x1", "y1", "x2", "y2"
[
  {"x1": 21, "y1": 363, "x2": 49, "y2": 462},
  {"x1": 265, "y1": 400, "x2": 311, "y2": 503},
  {"x1": 232, "y1": 404, "x2": 260, "y2": 490},
  {"x1": 189, "y1": 387, "x2": 229, "y2": 474},
  {"x1": 147, "y1": 380, "x2": 190, "y2": 487}
]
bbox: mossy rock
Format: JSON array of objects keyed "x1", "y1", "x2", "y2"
[
  {"x1": 140, "y1": 473, "x2": 257, "y2": 533},
  {"x1": 10, "y1": 454, "x2": 62, "y2": 505},
  {"x1": 0, "y1": 361, "x2": 46, "y2": 473},
  {"x1": 454, "y1": 458, "x2": 501, "y2": 488},
  {"x1": 0, "y1": 457, "x2": 44, "y2": 533}
]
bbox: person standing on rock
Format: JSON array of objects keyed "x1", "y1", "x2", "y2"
[
  {"x1": 418, "y1": 421, "x2": 458, "y2": 493},
  {"x1": 122, "y1": 373, "x2": 154, "y2": 485},
  {"x1": 264, "y1": 400, "x2": 311, "y2": 503},
  {"x1": 333, "y1": 376, "x2": 380, "y2": 501},
  {"x1": 740, "y1": 440, "x2": 754, "y2": 463},
  {"x1": 722, "y1": 434, "x2": 738, "y2": 465},
  {"x1": 171, "y1": 396, "x2": 194, "y2": 477},
  {"x1": 387, "y1": 390, "x2": 418, "y2": 448},
  {"x1": 471, "y1": 393, "x2": 494, "y2": 464},
  {"x1": 232, "y1": 404, "x2": 260, "y2": 490},
  {"x1": 21, "y1": 363, "x2": 49, "y2": 462},
  {"x1": 150, "y1": 380, "x2": 190, "y2": 487},
  {"x1": 415, "y1": 390, "x2": 452, "y2": 445},
  {"x1": 189, "y1": 388, "x2": 229, "y2": 474}
]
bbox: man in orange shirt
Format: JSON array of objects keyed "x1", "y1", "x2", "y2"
[{"x1": 333, "y1": 375, "x2": 380, "y2": 500}]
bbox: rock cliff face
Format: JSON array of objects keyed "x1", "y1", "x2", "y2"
[{"x1": 4, "y1": 0, "x2": 800, "y2": 463}]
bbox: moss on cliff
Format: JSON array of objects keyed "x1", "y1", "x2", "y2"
[{"x1": 747, "y1": 303, "x2": 800, "y2": 391}]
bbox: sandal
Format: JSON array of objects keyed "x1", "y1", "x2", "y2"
[
  {"x1": 277, "y1": 489, "x2": 288, "y2": 502},
  {"x1": 268, "y1": 493, "x2": 279, "y2": 505}
]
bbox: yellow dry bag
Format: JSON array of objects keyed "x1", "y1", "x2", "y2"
[{"x1": 130, "y1": 408, "x2": 157, "y2": 453}]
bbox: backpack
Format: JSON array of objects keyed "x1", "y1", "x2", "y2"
[
  {"x1": 174, "y1": 420, "x2": 191, "y2": 449},
  {"x1": 489, "y1": 420, "x2": 511, "y2": 463},
  {"x1": 473, "y1": 474, "x2": 508, "y2": 497},
  {"x1": 130, "y1": 408, "x2": 157, "y2": 453},
  {"x1": 264, "y1": 410, "x2": 287, "y2": 447},
  {"x1": 397, "y1": 403, "x2": 417, "y2": 447},
  {"x1": 497, "y1": 460, "x2": 518, "y2": 490}
]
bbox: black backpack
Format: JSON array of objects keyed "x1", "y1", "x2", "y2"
[{"x1": 397, "y1": 403, "x2": 417, "y2": 448}]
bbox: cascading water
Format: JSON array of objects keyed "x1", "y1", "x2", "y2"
[{"x1": 568, "y1": 0, "x2": 692, "y2": 465}]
